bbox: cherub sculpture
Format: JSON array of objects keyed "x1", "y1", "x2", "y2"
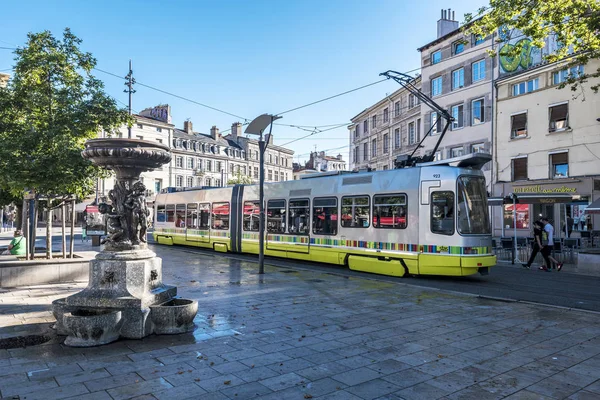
[
  {"x1": 124, "y1": 181, "x2": 149, "y2": 243},
  {"x1": 98, "y1": 202, "x2": 125, "y2": 245}
]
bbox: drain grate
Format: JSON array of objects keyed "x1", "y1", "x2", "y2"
[{"x1": 0, "y1": 334, "x2": 51, "y2": 350}]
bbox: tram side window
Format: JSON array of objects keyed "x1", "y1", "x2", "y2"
[
  {"x1": 212, "y1": 202, "x2": 230, "y2": 230},
  {"x1": 175, "y1": 204, "x2": 186, "y2": 228},
  {"x1": 267, "y1": 199, "x2": 286, "y2": 233},
  {"x1": 243, "y1": 201, "x2": 260, "y2": 232},
  {"x1": 166, "y1": 204, "x2": 175, "y2": 223},
  {"x1": 199, "y1": 203, "x2": 210, "y2": 229},
  {"x1": 373, "y1": 194, "x2": 407, "y2": 229},
  {"x1": 288, "y1": 199, "x2": 310, "y2": 235},
  {"x1": 313, "y1": 197, "x2": 338, "y2": 236},
  {"x1": 156, "y1": 205, "x2": 166, "y2": 223},
  {"x1": 341, "y1": 196, "x2": 370, "y2": 228},
  {"x1": 186, "y1": 203, "x2": 198, "y2": 229},
  {"x1": 431, "y1": 191, "x2": 455, "y2": 235}
]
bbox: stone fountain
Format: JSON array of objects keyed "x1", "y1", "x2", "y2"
[{"x1": 52, "y1": 138, "x2": 198, "y2": 346}]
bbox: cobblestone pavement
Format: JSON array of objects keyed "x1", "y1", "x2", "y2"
[{"x1": 1, "y1": 244, "x2": 600, "y2": 399}]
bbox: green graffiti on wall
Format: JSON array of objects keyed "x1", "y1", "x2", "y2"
[{"x1": 499, "y1": 38, "x2": 534, "y2": 72}]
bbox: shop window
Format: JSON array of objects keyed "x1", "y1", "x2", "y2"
[
  {"x1": 550, "y1": 152, "x2": 569, "y2": 179},
  {"x1": 211, "y1": 202, "x2": 230, "y2": 230},
  {"x1": 549, "y1": 103, "x2": 569, "y2": 132},
  {"x1": 243, "y1": 201, "x2": 260, "y2": 232},
  {"x1": 288, "y1": 199, "x2": 310, "y2": 235},
  {"x1": 175, "y1": 204, "x2": 186, "y2": 228},
  {"x1": 373, "y1": 194, "x2": 407, "y2": 229},
  {"x1": 431, "y1": 192, "x2": 454, "y2": 235},
  {"x1": 267, "y1": 199, "x2": 286, "y2": 233},
  {"x1": 504, "y1": 204, "x2": 530, "y2": 229},
  {"x1": 512, "y1": 157, "x2": 528, "y2": 181},
  {"x1": 511, "y1": 113, "x2": 527, "y2": 138},
  {"x1": 341, "y1": 196, "x2": 370, "y2": 228},
  {"x1": 312, "y1": 197, "x2": 338, "y2": 235}
]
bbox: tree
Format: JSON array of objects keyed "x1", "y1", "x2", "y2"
[
  {"x1": 465, "y1": 0, "x2": 600, "y2": 92},
  {"x1": 228, "y1": 172, "x2": 254, "y2": 185},
  {"x1": 0, "y1": 28, "x2": 132, "y2": 258}
]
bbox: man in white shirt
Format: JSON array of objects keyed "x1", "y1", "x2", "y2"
[{"x1": 540, "y1": 217, "x2": 563, "y2": 271}]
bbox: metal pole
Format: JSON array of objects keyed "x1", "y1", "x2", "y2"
[
  {"x1": 564, "y1": 203, "x2": 569, "y2": 239},
  {"x1": 513, "y1": 195, "x2": 518, "y2": 264},
  {"x1": 29, "y1": 199, "x2": 35, "y2": 258},
  {"x1": 124, "y1": 59, "x2": 136, "y2": 139},
  {"x1": 258, "y1": 135, "x2": 266, "y2": 274}
]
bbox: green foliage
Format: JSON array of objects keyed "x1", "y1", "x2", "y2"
[
  {"x1": 0, "y1": 28, "x2": 132, "y2": 201},
  {"x1": 228, "y1": 172, "x2": 254, "y2": 185},
  {"x1": 465, "y1": 0, "x2": 600, "y2": 92}
]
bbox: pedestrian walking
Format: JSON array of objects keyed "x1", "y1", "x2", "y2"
[
  {"x1": 539, "y1": 217, "x2": 563, "y2": 272},
  {"x1": 522, "y1": 220, "x2": 544, "y2": 269}
]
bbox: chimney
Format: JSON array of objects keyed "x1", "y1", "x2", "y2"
[
  {"x1": 337, "y1": 154, "x2": 343, "y2": 160},
  {"x1": 437, "y1": 8, "x2": 459, "y2": 38},
  {"x1": 184, "y1": 120, "x2": 193, "y2": 134},
  {"x1": 231, "y1": 122, "x2": 242, "y2": 140},
  {"x1": 210, "y1": 125, "x2": 220, "y2": 140}
]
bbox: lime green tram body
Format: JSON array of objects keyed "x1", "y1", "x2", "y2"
[{"x1": 153, "y1": 154, "x2": 496, "y2": 277}]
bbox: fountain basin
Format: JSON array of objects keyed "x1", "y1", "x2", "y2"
[
  {"x1": 150, "y1": 298, "x2": 198, "y2": 334},
  {"x1": 63, "y1": 309, "x2": 123, "y2": 347},
  {"x1": 51, "y1": 298, "x2": 69, "y2": 335}
]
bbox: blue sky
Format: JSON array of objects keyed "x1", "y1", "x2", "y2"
[{"x1": 0, "y1": 0, "x2": 484, "y2": 164}]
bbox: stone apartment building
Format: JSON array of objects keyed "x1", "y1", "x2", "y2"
[
  {"x1": 492, "y1": 57, "x2": 600, "y2": 237},
  {"x1": 349, "y1": 77, "x2": 422, "y2": 171},
  {"x1": 417, "y1": 9, "x2": 496, "y2": 187},
  {"x1": 306, "y1": 151, "x2": 346, "y2": 172}
]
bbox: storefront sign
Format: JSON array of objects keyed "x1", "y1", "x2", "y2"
[{"x1": 513, "y1": 185, "x2": 577, "y2": 194}]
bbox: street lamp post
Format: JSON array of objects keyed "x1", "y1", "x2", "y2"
[{"x1": 245, "y1": 114, "x2": 281, "y2": 274}]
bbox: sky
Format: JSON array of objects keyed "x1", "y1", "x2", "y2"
[{"x1": 0, "y1": 0, "x2": 485, "y2": 165}]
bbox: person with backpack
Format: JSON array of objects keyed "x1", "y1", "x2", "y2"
[
  {"x1": 1, "y1": 230, "x2": 26, "y2": 256},
  {"x1": 522, "y1": 220, "x2": 544, "y2": 269},
  {"x1": 539, "y1": 217, "x2": 563, "y2": 271}
]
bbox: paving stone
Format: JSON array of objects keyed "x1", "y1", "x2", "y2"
[
  {"x1": 258, "y1": 371, "x2": 306, "y2": 391},
  {"x1": 568, "y1": 390, "x2": 600, "y2": 400},
  {"x1": 161, "y1": 366, "x2": 220, "y2": 387},
  {"x1": 107, "y1": 377, "x2": 172, "y2": 400},
  {"x1": 69, "y1": 392, "x2": 113, "y2": 400},
  {"x1": 238, "y1": 352, "x2": 292, "y2": 367},
  {"x1": 152, "y1": 382, "x2": 207, "y2": 400},
  {"x1": 26, "y1": 363, "x2": 84, "y2": 381},
  {"x1": 55, "y1": 368, "x2": 111, "y2": 386},
  {"x1": 265, "y1": 358, "x2": 315, "y2": 374},
  {"x1": 527, "y1": 376, "x2": 588, "y2": 399},
  {"x1": 135, "y1": 362, "x2": 191, "y2": 381},
  {"x1": 332, "y1": 366, "x2": 383, "y2": 386},
  {"x1": 127, "y1": 348, "x2": 176, "y2": 362},
  {"x1": 218, "y1": 381, "x2": 273, "y2": 399},
  {"x1": 296, "y1": 362, "x2": 351, "y2": 381},
  {"x1": 195, "y1": 373, "x2": 246, "y2": 392},
  {"x1": 84, "y1": 372, "x2": 143, "y2": 392},
  {"x1": 366, "y1": 359, "x2": 412, "y2": 375},
  {"x1": 344, "y1": 378, "x2": 402, "y2": 400},
  {"x1": 394, "y1": 381, "x2": 452, "y2": 400},
  {"x1": 0, "y1": 377, "x2": 58, "y2": 397},
  {"x1": 381, "y1": 368, "x2": 435, "y2": 389}
]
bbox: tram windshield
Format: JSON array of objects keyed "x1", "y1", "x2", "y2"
[{"x1": 457, "y1": 176, "x2": 490, "y2": 235}]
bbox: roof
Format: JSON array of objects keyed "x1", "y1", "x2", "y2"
[
  {"x1": 227, "y1": 134, "x2": 294, "y2": 155},
  {"x1": 173, "y1": 129, "x2": 243, "y2": 149},
  {"x1": 417, "y1": 17, "x2": 480, "y2": 53}
]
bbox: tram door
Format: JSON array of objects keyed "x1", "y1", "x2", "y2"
[
  {"x1": 281, "y1": 198, "x2": 310, "y2": 254},
  {"x1": 186, "y1": 203, "x2": 210, "y2": 243}
]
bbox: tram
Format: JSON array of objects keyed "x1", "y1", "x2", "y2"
[{"x1": 152, "y1": 153, "x2": 496, "y2": 277}]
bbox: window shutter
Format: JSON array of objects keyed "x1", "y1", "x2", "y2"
[
  {"x1": 551, "y1": 152, "x2": 568, "y2": 165},
  {"x1": 513, "y1": 158, "x2": 528, "y2": 181}
]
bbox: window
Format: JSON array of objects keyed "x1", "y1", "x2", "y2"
[
  {"x1": 473, "y1": 34, "x2": 484, "y2": 46},
  {"x1": 187, "y1": 157, "x2": 194, "y2": 169},
  {"x1": 186, "y1": 176, "x2": 194, "y2": 187},
  {"x1": 371, "y1": 139, "x2": 377, "y2": 157},
  {"x1": 383, "y1": 133, "x2": 389, "y2": 153},
  {"x1": 471, "y1": 143, "x2": 485, "y2": 153},
  {"x1": 394, "y1": 128, "x2": 400, "y2": 149},
  {"x1": 341, "y1": 196, "x2": 370, "y2": 228},
  {"x1": 185, "y1": 203, "x2": 198, "y2": 229},
  {"x1": 512, "y1": 157, "x2": 528, "y2": 181},
  {"x1": 511, "y1": 113, "x2": 528, "y2": 138},
  {"x1": 156, "y1": 127, "x2": 162, "y2": 132},
  {"x1": 504, "y1": 203, "x2": 530, "y2": 230},
  {"x1": 472, "y1": 59, "x2": 486, "y2": 82},
  {"x1": 211, "y1": 202, "x2": 230, "y2": 230},
  {"x1": 215, "y1": 179, "x2": 221, "y2": 187},
  {"x1": 373, "y1": 194, "x2": 407, "y2": 229},
  {"x1": 408, "y1": 122, "x2": 416, "y2": 145},
  {"x1": 274, "y1": 170, "x2": 279, "y2": 181},
  {"x1": 453, "y1": 41, "x2": 465, "y2": 55},
  {"x1": 243, "y1": 201, "x2": 260, "y2": 231},
  {"x1": 383, "y1": 108, "x2": 389, "y2": 123},
  {"x1": 512, "y1": 78, "x2": 539, "y2": 96},
  {"x1": 198, "y1": 203, "x2": 210, "y2": 229},
  {"x1": 275, "y1": 156, "x2": 279, "y2": 165},
  {"x1": 434, "y1": 151, "x2": 442, "y2": 161},
  {"x1": 553, "y1": 65, "x2": 584, "y2": 85},
  {"x1": 431, "y1": 112, "x2": 440, "y2": 135},
  {"x1": 175, "y1": 175, "x2": 183, "y2": 187},
  {"x1": 269, "y1": 154, "x2": 273, "y2": 163},
  {"x1": 267, "y1": 199, "x2": 286, "y2": 233},
  {"x1": 288, "y1": 199, "x2": 310, "y2": 235},
  {"x1": 214, "y1": 161, "x2": 221, "y2": 172},
  {"x1": 363, "y1": 143, "x2": 368, "y2": 160},
  {"x1": 206, "y1": 160, "x2": 212, "y2": 172},
  {"x1": 197, "y1": 158, "x2": 203, "y2": 170},
  {"x1": 451, "y1": 104, "x2": 464, "y2": 130},
  {"x1": 254, "y1": 167, "x2": 259, "y2": 178},
  {"x1": 353, "y1": 147, "x2": 358, "y2": 162},
  {"x1": 354, "y1": 127, "x2": 359, "y2": 139},
  {"x1": 550, "y1": 152, "x2": 568, "y2": 178},
  {"x1": 196, "y1": 177, "x2": 203, "y2": 186},
  {"x1": 205, "y1": 177, "x2": 212, "y2": 186},
  {"x1": 268, "y1": 170, "x2": 273, "y2": 181},
  {"x1": 431, "y1": 192, "x2": 454, "y2": 235},
  {"x1": 230, "y1": 163, "x2": 234, "y2": 174},
  {"x1": 242, "y1": 166, "x2": 246, "y2": 175},
  {"x1": 471, "y1": 99, "x2": 485, "y2": 125},
  {"x1": 431, "y1": 50, "x2": 441, "y2": 64},
  {"x1": 175, "y1": 156, "x2": 183, "y2": 168},
  {"x1": 312, "y1": 197, "x2": 338, "y2": 235},
  {"x1": 175, "y1": 204, "x2": 186, "y2": 228},
  {"x1": 457, "y1": 176, "x2": 490, "y2": 234},
  {"x1": 372, "y1": 115, "x2": 377, "y2": 129},
  {"x1": 395, "y1": 101, "x2": 401, "y2": 117},
  {"x1": 417, "y1": 118, "x2": 421, "y2": 141},
  {"x1": 431, "y1": 76, "x2": 443, "y2": 97},
  {"x1": 450, "y1": 147, "x2": 464, "y2": 158},
  {"x1": 549, "y1": 103, "x2": 569, "y2": 132},
  {"x1": 166, "y1": 204, "x2": 175, "y2": 222},
  {"x1": 156, "y1": 205, "x2": 166, "y2": 223},
  {"x1": 408, "y1": 93, "x2": 419, "y2": 109},
  {"x1": 154, "y1": 179, "x2": 162, "y2": 193},
  {"x1": 452, "y1": 68, "x2": 464, "y2": 90},
  {"x1": 363, "y1": 120, "x2": 368, "y2": 133}
]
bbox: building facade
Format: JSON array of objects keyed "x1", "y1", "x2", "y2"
[
  {"x1": 0, "y1": 73, "x2": 8, "y2": 88},
  {"x1": 349, "y1": 77, "x2": 422, "y2": 171},
  {"x1": 306, "y1": 151, "x2": 346, "y2": 172},
  {"x1": 417, "y1": 9, "x2": 496, "y2": 187},
  {"x1": 492, "y1": 59, "x2": 600, "y2": 237}
]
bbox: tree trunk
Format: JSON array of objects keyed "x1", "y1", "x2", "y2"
[
  {"x1": 61, "y1": 203, "x2": 66, "y2": 259},
  {"x1": 46, "y1": 204, "x2": 52, "y2": 260},
  {"x1": 69, "y1": 199, "x2": 75, "y2": 258}
]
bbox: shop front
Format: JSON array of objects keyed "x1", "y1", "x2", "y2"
[{"x1": 491, "y1": 178, "x2": 600, "y2": 238}]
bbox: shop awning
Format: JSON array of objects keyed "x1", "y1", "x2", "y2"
[
  {"x1": 488, "y1": 193, "x2": 573, "y2": 205},
  {"x1": 585, "y1": 198, "x2": 600, "y2": 214}
]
